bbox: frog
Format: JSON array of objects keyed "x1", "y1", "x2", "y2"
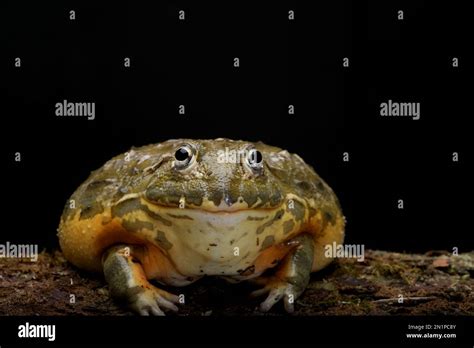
[{"x1": 58, "y1": 138, "x2": 345, "y2": 315}]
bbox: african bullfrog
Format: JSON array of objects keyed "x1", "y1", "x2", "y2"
[{"x1": 58, "y1": 139, "x2": 345, "y2": 315}]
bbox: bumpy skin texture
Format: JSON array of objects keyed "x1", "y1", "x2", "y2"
[{"x1": 58, "y1": 139, "x2": 345, "y2": 314}]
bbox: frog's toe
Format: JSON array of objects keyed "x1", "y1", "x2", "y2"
[
  {"x1": 135, "y1": 295, "x2": 165, "y2": 316},
  {"x1": 132, "y1": 287, "x2": 179, "y2": 316},
  {"x1": 157, "y1": 289, "x2": 180, "y2": 305},
  {"x1": 253, "y1": 280, "x2": 296, "y2": 313},
  {"x1": 154, "y1": 289, "x2": 179, "y2": 312}
]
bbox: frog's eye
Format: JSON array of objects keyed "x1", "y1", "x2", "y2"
[
  {"x1": 246, "y1": 149, "x2": 263, "y2": 171},
  {"x1": 174, "y1": 144, "x2": 195, "y2": 169}
]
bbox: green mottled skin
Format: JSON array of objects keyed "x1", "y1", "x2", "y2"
[{"x1": 63, "y1": 139, "x2": 341, "y2": 222}]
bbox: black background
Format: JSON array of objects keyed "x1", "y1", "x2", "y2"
[{"x1": 2, "y1": 1, "x2": 472, "y2": 253}]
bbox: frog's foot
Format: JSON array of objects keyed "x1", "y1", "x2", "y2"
[
  {"x1": 102, "y1": 244, "x2": 179, "y2": 316},
  {"x1": 129, "y1": 285, "x2": 179, "y2": 316},
  {"x1": 250, "y1": 276, "x2": 300, "y2": 313},
  {"x1": 250, "y1": 234, "x2": 314, "y2": 313}
]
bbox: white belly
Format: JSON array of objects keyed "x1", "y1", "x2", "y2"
[{"x1": 156, "y1": 207, "x2": 281, "y2": 277}]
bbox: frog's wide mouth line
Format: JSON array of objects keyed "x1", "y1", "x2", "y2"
[
  {"x1": 152, "y1": 203, "x2": 283, "y2": 215},
  {"x1": 143, "y1": 194, "x2": 287, "y2": 214}
]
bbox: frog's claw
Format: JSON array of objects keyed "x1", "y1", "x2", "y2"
[
  {"x1": 250, "y1": 234, "x2": 314, "y2": 313},
  {"x1": 132, "y1": 287, "x2": 179, "y2": 316},
  {"x1": 250, "y1": 278, "x2": 298, "y2": 313},
  {"x1": 102, "y1": 244, "x2": 179, "y2": 316}
]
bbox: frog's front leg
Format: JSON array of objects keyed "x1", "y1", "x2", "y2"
[
  {"x1": 250, "y1": 234, "x2": 314, "y2": 313},
  {"x1": 102, "y1": 244, "x2": 179, "y2": 316}
]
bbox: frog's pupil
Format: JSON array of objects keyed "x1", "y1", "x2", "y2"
[
  {"x1": 249, "y1": 150, "x2": 263, "y2": 165},
  {"x1": 175, "y1": 148, "x2": 190, "y2": 161},
  {"x1": 255, "y1": 151, "x2": 262, "y2": 163}
]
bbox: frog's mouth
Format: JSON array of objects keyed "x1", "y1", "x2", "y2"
[
  {"x1": 144, "y1": 195, "x2": 284, "y2": 213},
  {"x1": 144, "y1": 182, "x2": 285, "y2": 213}
]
